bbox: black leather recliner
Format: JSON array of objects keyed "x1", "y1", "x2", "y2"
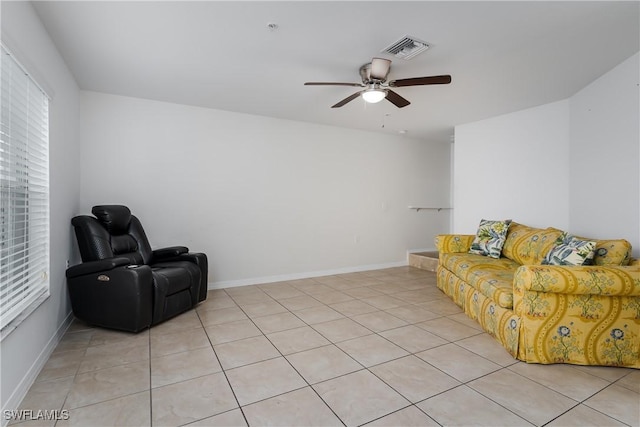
[{"x1": 65, "y1": 205, "x2": 208, "y2": 332}]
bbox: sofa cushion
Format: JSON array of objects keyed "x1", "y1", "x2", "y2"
[
  {"x1": 542, "y1": 233, "x2": 596, "y2": 266},
  {"x1": 469, "y1": 219, "x2": 512, "y2": 259},
  {"x1": 502, "y1": 223, "x2": 563, "y2": 265},
  {"x1": 440, "y1": 253, "x2": 519, "y2": 308},
  {"x1": 467, "y1": 269, "x2": 515, "y2": 309},
  {"x1": 441, "y1": 253, "x2": 520, "y2": 281}
]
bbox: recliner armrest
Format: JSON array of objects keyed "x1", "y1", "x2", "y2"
[
  {"x1": 66, "y1": 264, "x2": 154, "y2": 332},
  {"x1": 66, "y1": 257, "x2": 131, "y2": 279},
  {"x1": 152, "y1": 246, "x2": 189, "y2": 260}
]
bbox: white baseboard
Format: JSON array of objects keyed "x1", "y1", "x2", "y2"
[
  {"x1": 1, "y1": 311, "x2": 74, "y2": 427},
  {"x1": 208, "y1": 260, "x2": 408, "y2": 290}
]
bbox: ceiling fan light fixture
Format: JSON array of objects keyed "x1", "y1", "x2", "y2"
[{"x1": 362, "y1": 89, "x2": 386, "y2": 104}]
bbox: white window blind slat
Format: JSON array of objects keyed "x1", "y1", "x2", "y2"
[
  {"x1": 0, "y1": 44, "x2": 50, "y2": 331},
  {"x1": 1, "y1": 268, "x2": 47, "y2": 301}
]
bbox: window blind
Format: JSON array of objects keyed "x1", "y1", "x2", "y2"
[{"x1": 0, "y1": 45, "x2": 50, "y2": 331}]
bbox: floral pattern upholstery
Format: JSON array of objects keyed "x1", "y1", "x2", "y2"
[
  {"x1": 440, "y1": 252, "x2": 518, "y2": 308},
  {"x1": 435, "y1": 234, "x2": 475, "y2": 254},
  {"x1": 501, "y1": 223, "x2": 563, "y2": 265},
  {"x1": 436, "y1": 224, "x2": 639, "y2": 368},
  {"x1": 514, "y1": 264, "x2": 640, "y2": 366}
]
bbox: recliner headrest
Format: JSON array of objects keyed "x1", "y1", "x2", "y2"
[{"x1": 92, "y1": 205, "x2": 132, "y2": 235}]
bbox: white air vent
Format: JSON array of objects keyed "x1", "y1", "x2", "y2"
[{"x1": 382, "y1": 36, "x2": 430, "y2": 60}]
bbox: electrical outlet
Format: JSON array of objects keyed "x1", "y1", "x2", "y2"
[{"x1": 65, "y1": 260, "x2": 70, "y2": 269}]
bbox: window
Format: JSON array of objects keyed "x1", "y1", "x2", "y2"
[{"x1": 0, "y1": 44, "x2": 50, "y2": 333}]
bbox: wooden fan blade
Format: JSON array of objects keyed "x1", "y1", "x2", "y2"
[
  {"x1": 305, "y1": 82, "x2": 363, "y2": 87},
  {"x1": 385, "y1": 90, "x2": 411, "y2": 108},
  {"x1": 389, "y1": 75, "x2": 452, "y2": 87},
  {"x1": 370, "y1": 58, "x2": 391, "y2": 80},
  {"x1": 332, "y1": 91, "x2": 363, "y2": 108}
]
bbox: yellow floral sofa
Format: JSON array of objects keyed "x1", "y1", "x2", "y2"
[{"x1": 435, "y1": 222, "x2": 640, "y2": 368}]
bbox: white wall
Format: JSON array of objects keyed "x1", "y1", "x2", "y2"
[
  {"x1": 569, "y1": 53, "x2": 639, "y2": 253},
  {"x1": 453, "y1": 100, "x2": 571, "y2": 232},
  {"x1": 1, "y1": 2, "x2": 81, "y2": 418},
  {"x1": 78, "y1": 92, "x2": 451, "y2": 286},
  {"x1": 453, "y1": 53, "x2": 639, "y2": 256}
]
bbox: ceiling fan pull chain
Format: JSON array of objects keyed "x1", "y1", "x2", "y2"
[{"x1": 381, "y1": 113, "x2": 390, "y2": 129}]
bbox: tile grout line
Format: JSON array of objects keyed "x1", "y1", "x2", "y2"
[
  {"x1": 282, "y1": 282, "x2": 544, "y2": 427},
  {"x1": 197, "y1": 290, "x2": 252, "y2": 427},
  {"x1": 147, "y1": 327, "x2": 153, "y2": 427},
  {"x1": 226, "y1": 292, "x2": 349, "y2": 426},
  {"x1": 230, "y1": 279, "x2": 467, "y2": 425}
]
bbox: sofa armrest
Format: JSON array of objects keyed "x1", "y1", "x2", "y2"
[
  {"x1": 435, "y1": 234, "x2": 475, "y2": 254},
  {"x1": 66, "y1": 257, "x2": 131, "y2": 279},
  {"x1": 512, "y1": 264, "x2": 640, "y2": 366},
  {"x1": 152, "y1": 246, "x2": 189, "y2": 260},
  {"x1": 514, "y1": 264, "x2": 640, "y2": 297}
]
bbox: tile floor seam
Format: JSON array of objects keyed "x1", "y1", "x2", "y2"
[
  {"x1": 447, "y1": 335, "x2": 517, "y2": 367},
  {"x1": 227, "y1": 298, "x2": 404, "y2": 427},
  {"x1": 53, "y1": 345, "x2": 87, "y2": 419},
  {"x1": 309, "y1": 321, "x2": 376, "y2": 344},
  {"x1": 539, "y1": 401, "x2": 600, "y2": 427},
  {"x1": 445, "y1": 315, "x2": 485, "y2": 331},
  {"x1": 147, "y1": 328, "x2": 153, "y2": 427},
  {"x1": 62, "y1": 354, "x2": 150, "y2": 377},
  {"x1": 580, "y1": 383, "x2": 637, "y2": 427},
  {"x1": 375, "y1": 327, "x2": 452, "y2": 355},
  {"x1": 241, "y1": 384, "x2": 324, "y2": 419},
  {"x1": 466, "y1": 368, "x2": 584, "y2": 427},
  {"x1": 358, "y1": 402, "x2": 419, "y2": 426},
  {"x1": 287, "y1": 305, "x2": 323, "y2": 328},
  {"x1": 365, "y1": 360, "x2": 440, "y2": 406},
  {"x1": 611, "y1": 370, "x2": 640, "y2": 392},
  {"x1": 416, "y1": 326, "x2": 484, "y2": 343},
  {"x1": 194, "y1": 307, "x2": 252, "y2": 427},
  {"x1": 301, "y1": 366, "x2": 371, "y2": 389},
  {"x1": 503, "y1": 364, "x2": 600, "y2": 404},
  {"x1": 258, "y1": 317, "x2": 365, "y2": 378},
  {"x1": 421, "y1": 340, "x2": 504, "y2": 376},
  {"x1": 352, "y1": 341, "x2": 425, "y2": 370},
  {"x1": 149, "y1": 366, "x2": 223, "y2": 390},
  {"x1": 310, "y1": 370, "x2": 408, "y2": 427},
  {"x1": 583, "y1": 404, "x2": 635, "y2": 427},
  {"x1": 230, "y1": 334, "x2": 335, "y2": 418},
  {"x1": 448, "y1": 381, "x2": 540, "y2": 427},
  {"x1": 59, "y1": 388, "x2": 147, "y2": 412}
]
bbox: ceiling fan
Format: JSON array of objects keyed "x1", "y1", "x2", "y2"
[{"x1": 304, "y1": 57, "x2": 451, "y2": 108}]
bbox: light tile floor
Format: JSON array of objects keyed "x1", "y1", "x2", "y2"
[{"x1": 13, "y1": 267, "x2": 640, "y2": 427}]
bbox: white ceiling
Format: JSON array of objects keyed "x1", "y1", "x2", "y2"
[{"x1": 32, "y1": 1, "x2": 639, "y2": 142}]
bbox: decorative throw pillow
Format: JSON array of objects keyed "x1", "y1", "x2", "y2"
[
  {"x1": 469, "y1": 219, "x2": 512, "y2": 259},
  {"x1": 502, "y1": 223, "x2": 564, "y2": 265},
  {"x1": 542, "y1": 233, "x2": 596, "y2": 266}
]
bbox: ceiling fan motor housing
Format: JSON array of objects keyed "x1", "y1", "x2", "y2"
[{"x1": 359, "y1": 61, "x2": 390, "y2": 84}]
